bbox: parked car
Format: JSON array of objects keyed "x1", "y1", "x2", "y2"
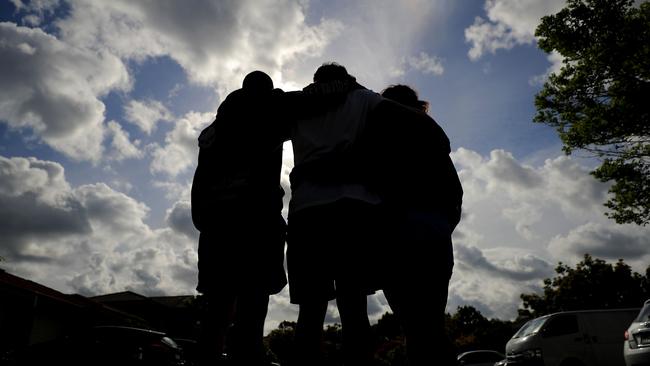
[
  {"x1": 505, "y1": 308, "x2": 639, "y2": 366},
  {"x1": 624, "y1": 299, "x2": 650, "y2": 366},
  {"x1": 10, "y1": 325, "x2": 185, "y2": 366},
  {"x1": 457, "y1": 350, "x2": 506, "y2": 366},
  {"x1": 172, "y1": 338, "x2": 199, "y2": 366}
]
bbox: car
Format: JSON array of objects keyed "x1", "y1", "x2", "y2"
[
  {"x1": 624, "y1": 299, "x2": 650, "y2": 366},
  {"x1": 457, "y1": 350, "x2": 506, "y2": 366},
  {"x1": 172, "y1": 338, "x2": 199, "y2": 366},
  {"x1": 10, "y1": 325, "x2": 185, "y2": 366},
  {"x1": 506, "y1": 309, "x2": 639, "y2": 366}
]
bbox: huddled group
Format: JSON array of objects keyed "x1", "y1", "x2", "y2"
[{"x1": 191, "y1": 63, "x2": 463, "y2": 366}]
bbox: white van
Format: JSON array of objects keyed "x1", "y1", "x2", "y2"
[{"x1": 505, "y1": 309, "x2": 639, "y2": 366}]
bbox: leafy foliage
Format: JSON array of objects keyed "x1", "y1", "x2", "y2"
[
  {"x1": 446, "y1": 306, "x2": 519, "y2": 354},
  {"x1": 264, "y1": 321, "x2": 296, "y2": 365},
  {"x1": 534, "y1": 0, "x2": 650, "y2": 225},
  {"x1": 520, "y1": 254, "x2": 650, "y2": 318}
]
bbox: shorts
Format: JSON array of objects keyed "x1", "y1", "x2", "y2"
[{"x1": 286, "y1": 199, "x2": 381, "y2": 304}]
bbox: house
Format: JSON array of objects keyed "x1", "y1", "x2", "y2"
[
  {"x1": 0, "y1": 268, "x2": 202, "y2": 357},
  {"x1": 0, "y1": 269, "x2": 146, "y2": 354}
]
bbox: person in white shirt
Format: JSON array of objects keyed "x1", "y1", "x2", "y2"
[{"x1": 286, "y1": 63, "x2": 383, "y2": 366}]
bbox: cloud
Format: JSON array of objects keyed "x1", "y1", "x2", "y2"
[
  {"x1": 391, "y1": 51, "x2": 444, "y2": 77},
  {"x1": 548, "y1": 223, "x2": 650, "y2": 263},
  {"x1": 54, "y1": 0, "x2": 342, "y2": 96},
  {"x1": 483, "y1": 149, "x2": 541, "y2": 189},
  {"x1": 0, "y1": 22, "x2": 130, "y2": 162},
  {"x1": 10, "y1": 0, "x2": 60, "y2": 26},
  {"x1": 153, "y1": 180, "x2": 192, "y2": 201},
  {"x1": 281, "y1": 141, "x2": 294, "y2": 219},
  {"x1": 0, "y1": 154, "x2": 198, "y2": 297},
  {"x1": 265, "y1": 288, "x2": 298, "y2": 333},
  {"x1": 449, "y1": 245, "x2": 552, "y2": 319},
  {"x1": 452, "y1": 148, "x2": 610, "y2": 225},
  {"x1": 465, "y1": 0, "x2": 565, "y2": 60},
  {"x1": 407, "y1": 52, "x2": 444, "y2": 75},
  {"x1": 529, "y1": 50, "x2": 564, "y2": 85},
  {"x1": 124, "y1": 99, "x2": 173, "y2": 135},
  {"x1": 0, "y1": 155, "x2": 70, "y2": 201},
  {"x1": 0, "y1": 156, "x2": 90, "y2": 262},
  {"x1": 74, "y1": 182, "x2": 150, "y2": 235},
  {"x1": 106, "y1": 121, "x2": 143, "y2": 161},
  {"x1": 165, "y1": 200, "x2": 198, "y2": 240},
  {"x1": 149, "y1": 111, "x2": 213, "y2": 176},
  {"x1": 446, "y1": 147, "x2": 650, "y2": 318},
  {"x1": 272, "y1": 0, "x2": 451, "y2": 91},
  {"x1": 455, "y1": 244, "x2": 553, "y2": 282},
  {"x1": 502, "y1": 203, "x2": 542, "y2": 240}
]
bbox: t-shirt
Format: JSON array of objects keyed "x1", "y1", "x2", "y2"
[{"x1": 289, "y1": 88, "x2": 383, "y2": 213}]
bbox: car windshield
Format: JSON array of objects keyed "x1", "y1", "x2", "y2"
[
  {"x1": 513, "y1": 316, "x2": 548, "y2": 338},
  {"x1": 635, "y1": 304, "x2": 650, "y2": 322}
]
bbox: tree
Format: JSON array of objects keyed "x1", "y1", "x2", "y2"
[
  {"x1": 520, "y1": 254, "x2": 650, "y2": 318},
  {"x1": 446, "y1": 306, "x2": 517, "y2": 353},
  {"x1": 534, "y1": 0, "x2": 650, "y2": 225},
  {"x1": 264, "y1": 321, "x2": 296, "y2": 365},
  {"x1": 372, "y1": 312, "x2": 407, "y2": 366}
]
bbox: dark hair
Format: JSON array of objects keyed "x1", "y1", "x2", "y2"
[
  {"x1": 242, "y1": 70, "x2": 273, "y2": 92},
  {"x1": 381, "y1": 84, "x2": 429, "y2": 112},
  {"x1": 313, "y1": 62, "x2": 356, "y2": 84}
]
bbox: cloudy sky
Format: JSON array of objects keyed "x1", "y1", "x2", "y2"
[{"x1": 1, "y1": 0, "x2": 649, "y2": 332}]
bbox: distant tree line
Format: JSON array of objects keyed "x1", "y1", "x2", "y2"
[{"x1": 262, "y1": 255, "x2": 650, "y2": 366}]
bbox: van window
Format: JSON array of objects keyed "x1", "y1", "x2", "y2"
[
  {"x1": 542, "y1": 314, "x2": 578, "y2": 337},
  {"x1": 513, "y1": 316, "x2": 548, "y2": 338}
]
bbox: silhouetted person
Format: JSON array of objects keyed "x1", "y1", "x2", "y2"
[
  {"x1": 191, "y1": 71, "x2": 287, "y2": 366},
  {"x1": 369, "y1": 84, "x2": 462, "y2": 366},
  {"x1": 286, "y1": 63, "x2": 383, "y2": 366}
]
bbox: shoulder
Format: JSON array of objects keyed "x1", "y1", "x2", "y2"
[{"x1": 349, "y1": 89, "x2": 384, "y2": 109}]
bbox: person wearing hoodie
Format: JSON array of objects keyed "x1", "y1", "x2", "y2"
[{"x1": 286, "y1": 63, "x2": 383, "y2": 366}]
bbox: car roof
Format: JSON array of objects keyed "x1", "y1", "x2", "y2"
[{"x1": 535, "y1": 308, "x2": 641, "y2": 319}]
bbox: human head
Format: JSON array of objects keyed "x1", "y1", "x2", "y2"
[
  {"x1": 242, "y1": 70, "x2": 273, "y2": 93},
  {"x1": 313, "y1": 62, "x2": 356, "y2": 84},
  {"x1": 381, "y1": 84, "x2": 429, "y2": 113}
]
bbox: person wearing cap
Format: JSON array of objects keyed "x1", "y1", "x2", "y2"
[{"x1": 191, "y1": 71, "x2": 287, "y2": 366}]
